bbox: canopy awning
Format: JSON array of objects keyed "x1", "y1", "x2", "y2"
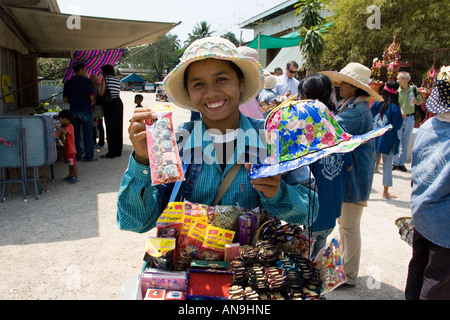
[
  {"x1": 63, "y1": 49, "x2": 125, "y2": 82},
  {"x1": 3, "y1": 6, "x2": 180, "y2": 55},
  {"x1": 266, "y1": 46, "x2": 306, "y2": 72},
  {"x1": 248, "y1": 32, "x2": 302, "y2": 50},
  {"x1": 120, "y1": 73, "x2": 147, "y2": 83}
]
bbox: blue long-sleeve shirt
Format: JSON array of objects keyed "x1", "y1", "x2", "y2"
[
  {"x1": 117, "y1": 114, "x2": 318, "y2": 233},
  {"x1": 371, "y1": 101, "x2": 403, "y2": 155},
  {"x1": 334, "y1": 96, "x2": 376, "y2": 203},
  {"x1": 411, "y1": 116, "x2": 450, "y2": 248}
]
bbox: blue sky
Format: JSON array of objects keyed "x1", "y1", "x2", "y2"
[{"x1": 57, "y1": 0, "x2": 284, "y2": 44}]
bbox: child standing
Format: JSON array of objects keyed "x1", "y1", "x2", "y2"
[
  {"x1": 54, "y1": 110, "x2": 78, "y2": 184},
  {"x1": 134, "y1": 94, "x2": 144, "y2": 108}
]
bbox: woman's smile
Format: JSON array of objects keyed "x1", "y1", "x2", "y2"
[{"x1": 205, "y1": 100, "x2": 226, "y2": 109}]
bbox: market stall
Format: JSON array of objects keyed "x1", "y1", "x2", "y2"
[{"x1": 133, "y1": 201, "x2": 345, "y2": 301}]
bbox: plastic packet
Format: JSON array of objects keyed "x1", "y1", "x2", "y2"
[
  {"x1": 143, "y1": 237, "x2": 176, "y2": 271},
  {"x1": 145, "y1": 105, "x2": 183, "y2": 185},
  {"x1": 174, "y1": 220, "x2": 208, "y2": 270},
  {"x1": 238, "y1": 211, "x2": 258, "y2": 246},
  {"x1": 198, "y1": 225, "x2": 236, "y2": 261},
  {"x1": 156, "y1": 202, "x2": 185, "y2": 239},
  {"x1": 314, "y1": 238, "x2": 346, "y2": 293},
  {"x1": 211, "y1": 205, "x2": 241, "y2": 231}
]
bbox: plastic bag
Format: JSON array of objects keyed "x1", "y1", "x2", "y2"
[
  {"x1": 314, "y1": 238, "x2": 346, "y2": 293},
  {"x1": 145, "y1": 105, "x2": 183, "y2": 185},
  {"x1": 174, "y1": 220, "x2": 208, "y2": 270},
  {"x1": 156, "y1": 202, "x2": 185, "y2": 239},
  {"x1": 143, "y1": 237, "x2": 176, "y2": 271},
  {"x1": 198, "y1": 225, "x2": 235, "y2": 261}
]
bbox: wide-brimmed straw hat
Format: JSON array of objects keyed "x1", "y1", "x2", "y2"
[
  {"x1": 320, "y1": 62, "x2": 383, "y2": 101},
  {"x1": 426, "y1": 66, "x2": 450, "y2": 114},
  {"x1": 249, "y1": 99, "x2": 392, "y2": 179},
  {"x1": 163, "y1": 37, "x2": 264, "y2": 111}
]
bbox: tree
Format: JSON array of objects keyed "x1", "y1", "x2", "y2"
[
  {"x1": 221, "y1": 32, "x2": 239, "y2": 46},
  {"x1": 184, "y1": 21, "x2": 216, "y2": 48},
  {"x1": 322, "y1": 0, "x2": 450, "y2": 84},
  {"x1": 124, "y1": 34, "x2": 182, "y2": 81},
  {"x1": 295, "y1": 0, "x2": 330, "y2": 74},
  {"x1": 37, "y1": 58, "x2": 70, "y2": 80}
]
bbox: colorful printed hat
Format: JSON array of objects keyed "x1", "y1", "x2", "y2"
[
  {"x1": 320, "y1": 62, "x2": 383, "y2": 101},
  {"x1": 163, "y1": 37, "x2": 264, "y2": 111},
  {"x1": 249, "y1": 99, "x2": 392, "y2": 179},
  {"x1": 426, "y1": 66, "x2": 450, "y2": 114}
]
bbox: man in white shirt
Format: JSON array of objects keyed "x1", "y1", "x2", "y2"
[{"x1": 274, "y1": 61, "x2": 300, "y2": 97}]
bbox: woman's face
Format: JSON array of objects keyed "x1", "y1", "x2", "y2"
[
  {"x1": 186, "y1": 58, "x2": 244, "y2": 131},
  {"x1": 339, "y1": 82, "x2": 358, "y2": 100}
]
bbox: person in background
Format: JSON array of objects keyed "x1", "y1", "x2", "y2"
[
  {"x1": 371, "y1": 81, "x2": 403, "y2": 199},
  {"x1": 274, "y1": 61, "x2": 300, "y2": 98},
  {"x1": 90, "y1": 74, "x2": 105, "y2": 149},
  {"x1": 99, "y1": 64, "x2": 123, "y2": 159},
  {"x1": 273, "y1": 67, "x2": 283, "y2": 76},
  {"x1": 258, "y1": 74, "x2": 278, "y2": 118},
  {"x1": 405, "y1": 66, "x2": 450, "y2": 300},
  {"x1": 393, "y1": 71, "x2": 423, "y2": 172},
  {"x1": 63, "y1": 62, "x2": 97, "y2": 161},
  {"x1": 298, "y1": 73, "x2": 353, "y2": 258},
  {"x1": 321, "y1": 62, "x2": 383, "y2": 287},
  {"x1": 54, "y1": 110, "x2": 78, "y2": 184},
  {"x1": 134, "y1": 94, "x2": 144, "y2": 108}
]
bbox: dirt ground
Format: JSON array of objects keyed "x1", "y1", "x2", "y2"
[{"x1": 0, "y1": 90, "x2": 413, "y2": 300}]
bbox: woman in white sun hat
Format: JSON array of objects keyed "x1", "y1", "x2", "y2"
[
  {"x1": 320, "y1": 62, "x2": 383, "y2": 288},
  {"x1": 117, "y1": 37, "x2": 318, "y2": 233}
]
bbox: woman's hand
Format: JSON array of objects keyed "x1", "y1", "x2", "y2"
[
  {"x1": 244, "y1": 164, "x2": 281, "y2": 198},
  {"x1": 128, "y1": 107, "x2": 158, "y2": 165}
]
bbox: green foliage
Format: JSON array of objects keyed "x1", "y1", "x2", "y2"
[
  {"x1": 33, "y1": 102, "x2": 61, "y2": 114},
  {"x1": 322, "y1": 0, "x2": 450, "y2": 83},
  {"x1": 295, "y1": 0, "x2": 330, "y2": 73},
  {"x1": 295, "y1": 0, "x2": 330, "y2": 29},
  {"x1": 184, "y1": 21, "x2": 216, "y2": 48},
  {"x1": 125, "y1": 34, "x2": 183, "y2": 81},
  {"x1": 221, "y1": 32, "x2": 240, "y2": 46},
  {"x1": 37, "y1": 58, "x2": 70, "y2": 80}
]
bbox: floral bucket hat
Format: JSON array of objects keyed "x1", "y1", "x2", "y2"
[{"x1": 249, "y1": 99, "x2": 392, "y2": 179}]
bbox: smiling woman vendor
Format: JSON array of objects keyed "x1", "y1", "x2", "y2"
[{"x1": 116, "y1": 37, "x2": 318, "y2": 233}]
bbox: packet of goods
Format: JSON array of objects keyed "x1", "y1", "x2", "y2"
[
  {"x1": 178, "y1": 202, "x2": 209, "y2": 246},
  {"x1": 198, "y1": 225, "x2": 236, "y2": 261},
  {"x1": 145, "y1": 105, "x2": 183, "y2": 185},
  {"x1": 174, "y1": 220, "x2": 208, "y2": 270},
  {"x1": 211, "y1": 205, "x2": 241, "y2": 231},
  {"x1": 156, "y1": 202, "x2": 185, "y2": 239},
  {"x1": 314, "y1": 238, "x2": 346, "y2": 293},
  {"x1": 143, "y1": 237, "x2": 176, "y2": 271}
]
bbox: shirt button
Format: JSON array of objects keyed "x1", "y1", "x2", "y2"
[{"x1": 143, "y1": 170, "x2": 149, "y2": 175}]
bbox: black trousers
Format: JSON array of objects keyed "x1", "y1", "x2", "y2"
[
  {"x1": 405, "y1": 230, "x2": 450, "y2": 300},
  {"x1": 103, "y1": 97, "x2": 123, "y2": 157}
]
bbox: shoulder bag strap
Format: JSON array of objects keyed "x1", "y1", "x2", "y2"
[{"x1": 213, "y1": 163, "x2": 242, "y2": 206}]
